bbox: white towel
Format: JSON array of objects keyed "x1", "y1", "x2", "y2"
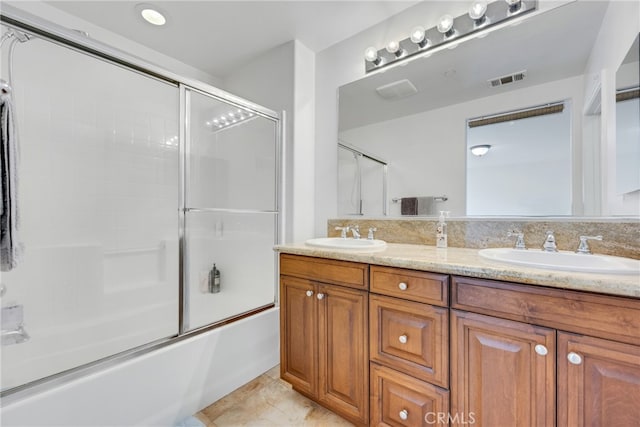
[
  {"x1": 416, "y1": 196, "x2": 435, "y2": 215},
  {"x1": 1, "y1": 80, "x2": 22, "y2": 271}
]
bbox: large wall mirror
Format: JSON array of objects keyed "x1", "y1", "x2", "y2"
[
  {"x1": 337, "y1": 0, "x2": 638, "y2": 218},
  {"x1": 615, "y1": 34, "x2": 639, "y2": 196}
]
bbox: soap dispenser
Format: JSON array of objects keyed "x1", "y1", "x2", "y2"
[{"x1": 436, "y1": 211, "x2": 449, "y2": 248}]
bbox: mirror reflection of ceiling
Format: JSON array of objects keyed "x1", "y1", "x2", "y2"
[
  {"x1": 622, "y1": 34, "x2": 639, "y2": 66},
  {"x1": 339, "y1": 1, "x2": 608, "y2": 131}
]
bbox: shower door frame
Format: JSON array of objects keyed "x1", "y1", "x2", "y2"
[
  {"x1": 338, "y1": 141, "x2": 389, "y2": 216},
  {"x1": 0, "y1": 5, "x2": 283, "y2": 401}
]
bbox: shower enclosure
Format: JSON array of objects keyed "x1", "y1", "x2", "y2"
[
  {"x1": 337, "y1": 142, "x2": 387, "y2": 216},
  {"x1": 0, "y1": 11, "x2": 280, "y2": 397}
]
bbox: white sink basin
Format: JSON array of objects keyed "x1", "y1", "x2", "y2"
[
  {"x1": 305, "y1": 237, "x2": 387, "y2": 252},
  {"x1": 479, "y1": 248, "x2": 640, "y2": 275}
]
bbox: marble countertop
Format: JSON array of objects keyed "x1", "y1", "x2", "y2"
[{"x1": 275, "y1": 243, "x2": 640, "y2": 298}]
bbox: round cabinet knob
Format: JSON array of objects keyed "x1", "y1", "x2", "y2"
[
  {"x1": 316, "y1": 293, "x2": 325, "y2": 300},
  {"x1": 534, "y1": 344, "x2": 548, "y2": 356},
  {"x1": 398, "y1": 282, "x2": 408, "y2": 291},
  {"x1": 398, "y1": 334, "x2": 408, "y2": 344},
  {"x1": 567, "y1": 352, "x2": 582, "y2": 365},
  {"x1": 399, "y1": 409, "x2": 408, "y2": 421},
  {"x1": 306, "y1": 290, "x2": 314, "y2": 297}
]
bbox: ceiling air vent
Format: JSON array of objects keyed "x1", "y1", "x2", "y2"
[
  {"x1": 489, "y1": 70, "x2": 527, "y2": 88},
  {"x1": 375, "y1": 79, "x2": 418, "y2": 100}
]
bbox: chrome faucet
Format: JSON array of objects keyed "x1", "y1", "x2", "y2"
[
  {"x1": 335, "y1": 226, "x2": 350, "y2": 239},
  {"x1": 576, "y1": 235, "x2": 603, "y2": 254},
  {"x1": 507, "y1": 230, "x2": 526, "y2": 250},
  {"x1": 542, "y1": 231, "x2": 558, "y2": 252},
  {"x1": 367, "y1": 227, "x2": 377, "y2": 240},
  {"x1": 350, "y1": 225, "x2": 361, "y2": 239}
]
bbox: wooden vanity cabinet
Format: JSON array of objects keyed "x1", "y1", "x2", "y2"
[
  {"x1": 451, "y1": 275, "x2": 640, "y2": 427},
  {"x1": 280, "y1": 254, "x2": 369, "y2": 426},
  {"x1": 280, "y1": 253, "x2": 640, "y2": 427}
]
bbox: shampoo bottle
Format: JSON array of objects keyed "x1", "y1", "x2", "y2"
[
  {"x1": 436, "y1": 211, "x2": 449, "y2": 248},
  {"x1": 208, "y1": 263, "x2": 221, "y2": 293}
]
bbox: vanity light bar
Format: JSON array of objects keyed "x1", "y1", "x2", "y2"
[{"x1": 364, "y1": 0, "x2": 537, "y2": 73}]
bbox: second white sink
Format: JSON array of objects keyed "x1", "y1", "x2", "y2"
[
  {"x1": 305, "y1": 237, "x2": 387, "y2": 252},
  {"x1": 479, "y1": 247, "x2": 640, "y2": 275}
]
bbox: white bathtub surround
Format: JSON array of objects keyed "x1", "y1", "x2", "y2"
[{"x1": 1, "y1": 308, "x2": 279, "y2": 427}]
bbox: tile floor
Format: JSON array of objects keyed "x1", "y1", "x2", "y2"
[{"x1": 194, "y1": 365, "x2": 354, "y2": 426}]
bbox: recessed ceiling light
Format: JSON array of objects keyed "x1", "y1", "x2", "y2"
[{"x1": 136, "y1": 3, "x2": 167, "y2": 26}]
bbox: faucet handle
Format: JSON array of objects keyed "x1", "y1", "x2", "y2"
[
  {"x1": 507, "y1": 230, "x2": 526, "y2": 250},
  {"x1": 367, "y1": 227, "x2": 377, "y2": 240},
  {"x1": 334, "y1": 226, "x2": 350, "y2": 239},
  {"x1": 542, "y1": 230, "x2": 558, "y2": 252},
  {"x1": 576, "y1": 235, "x2": 603, "y2": 254}
]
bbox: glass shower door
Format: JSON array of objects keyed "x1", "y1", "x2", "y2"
[{"x1": 184, "y1": 88, "x2": 279, "y2": 331}]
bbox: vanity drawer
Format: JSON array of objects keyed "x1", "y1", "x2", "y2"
[
  {"x1": 452, "y1": 275, "x2": 640, "y2": 346},
  {"x1": 370, "y1": 294, "x2": 449, "y2": 388},
  {"x1": 371, "y1": 362, "x2": 450, "y2": 427},
  {"x1": 370, "y1": 265, "x2": 448, "y2": 306},
  {"x1": 279, "y1": 254, "x2": 368, "y2": 290}
]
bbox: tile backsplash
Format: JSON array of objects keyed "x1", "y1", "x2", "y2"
[{"x1": 328, "y1": 218, "x2": 640, "y2": 259}]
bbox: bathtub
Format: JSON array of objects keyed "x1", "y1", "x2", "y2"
[{"x1": 1, "y1": 308, "x2": 280, "y2": 426}]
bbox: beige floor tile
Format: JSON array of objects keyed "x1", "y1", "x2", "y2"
[
  {"x1": 199, "y1": 366, "x2": 354, "y2": 427},
  {"x1": 263, "y1": 365, "x2": 280, "y2": 381}
]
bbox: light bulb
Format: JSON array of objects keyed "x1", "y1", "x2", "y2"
[
  {"x1": 470, "y1": 145, "x2": 491, "y2": 156},
  {"x1": 386, "y1": 40, "x2": 401, "y2": 55},
  {"x1": 364, "y1": 46, "x2": 379, "y2": 63},
  {"x1": 140, "y1": 8, "x2": 166, "y2": 26},
  {"x1": 505, "y1": 0, "x2": 523, "y2": 13},
  {"x1": 468, "y1": 0, "x2": 488, "y2": 20},
  {"x1": 410, "y1": 26, "x2": 426, "y2": 44},
  {"x1": 437, "y1": 15, "x2": 454, "y2": 34}
]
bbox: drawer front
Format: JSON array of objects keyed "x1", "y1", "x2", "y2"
[
  {"x1": 280, "y1": 254, "x2": 368, "y2": 290},
  {"x1": 370, "y1": 294, "x2": 449, "y2": 388},
  {"x1": 452, "y1": 275, "x2": 640, "y2": 346},
  {"x1": 371, "y1": 362, "x2": 450, "y2": 427},
  {"x1": 370, "y1": 266, "x2": 448, "y2": 306}
]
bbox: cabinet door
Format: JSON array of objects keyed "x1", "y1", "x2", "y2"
[
  {"x1": 317, "y1": 283, "x2": 369, "y2": 425},
  {"x1": 451, "y1": 310, "x2": 555, "y2": 427},
  {"x1": 558, "y1": 332, "x2": 640, "y2": 427},
  {"x1": 280, "y1": 276, "x2": 317, "y2": 396}
]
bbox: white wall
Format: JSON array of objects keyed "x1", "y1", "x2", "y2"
[
  {"x1": 583, "y1": 0, "x2": 640, "y2": 216},
  {"x1": 223, "y1": 40, "x2": 316, "y2": 243}
]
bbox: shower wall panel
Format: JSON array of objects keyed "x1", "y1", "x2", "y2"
[{"x1": 1, "y1": 33, "x2": 179, "y2": 390}]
